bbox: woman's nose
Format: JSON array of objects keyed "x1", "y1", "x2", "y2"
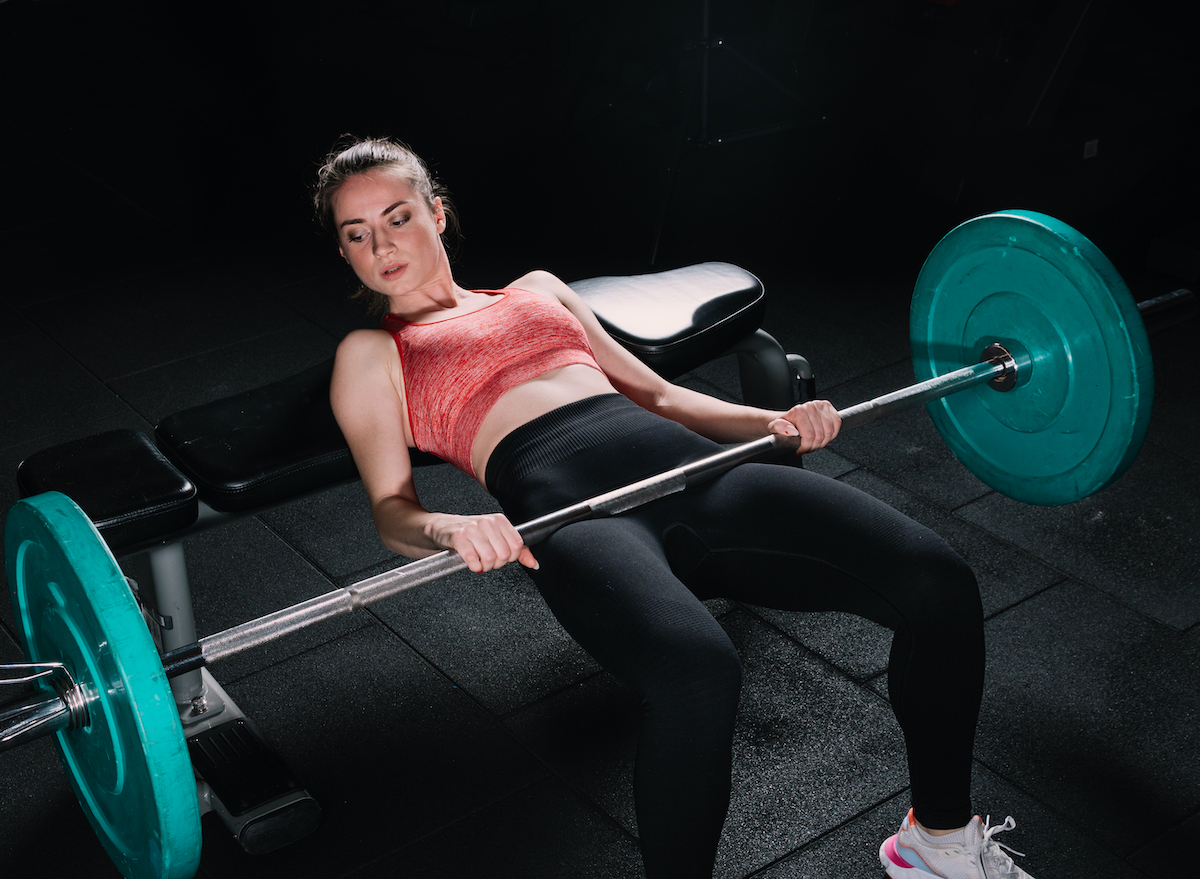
[{"x1": 372, "y1": 230, "x2": 395, "y2": 256}]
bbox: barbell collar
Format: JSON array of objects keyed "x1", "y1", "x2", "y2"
[{"x1": 0, "y1": 663, "x2": 90, "y2": 752}]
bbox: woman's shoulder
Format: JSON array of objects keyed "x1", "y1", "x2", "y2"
[
  {"x1": 335, "y1": 327, "x2": 398, "y2": 370},
  {"x1": 507, "y1": 269, "x2": 570, "y2": 298},
  {"x1": 331, "y1": 328, "x2": 404, "y2": 414}
]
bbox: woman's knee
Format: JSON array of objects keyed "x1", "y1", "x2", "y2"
[
  {"x1": 903, "y1": 545, "x2": 982, "y2": 626},
  {"x1": 642, "y1": 626, "x2": 743, "y2": 725}
]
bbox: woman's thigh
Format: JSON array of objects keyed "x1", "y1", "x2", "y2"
[
  {"x1": 528, "y1": 516, "x2": 743, "y2": 701},
  {"x1": 655, "y1": 463, "x2": 981, "y2": 631}
]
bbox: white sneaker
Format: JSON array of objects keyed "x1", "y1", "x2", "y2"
[{"x1": 879, "y1": 808, "x2": 1035, "y2": 878}]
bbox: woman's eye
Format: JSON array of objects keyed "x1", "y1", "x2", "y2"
[
  {"x1": 391, "y1": 215, "x2": 409, "y2": 227},
  {"x1": 346, "y1": 231, "x2": 365, "y2": 243}
]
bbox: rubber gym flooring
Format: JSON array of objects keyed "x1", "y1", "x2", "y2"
[{"x1": 1, "y1": 3, "x2": 1197, "y2": 877}]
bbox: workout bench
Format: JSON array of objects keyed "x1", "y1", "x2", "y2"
[{"x1": 12, "y1": 261, "x2": 810, "y2": 854}]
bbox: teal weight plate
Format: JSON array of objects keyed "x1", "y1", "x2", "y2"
[
  {"x1": 5, "y1": 492, "x2": 201, "y2": 879},
  {"x1": 911, "y1": 210, "x2": 1154, "y2": 505}
]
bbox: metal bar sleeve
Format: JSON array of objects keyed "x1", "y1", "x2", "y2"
[
  {"x1": 1137, "y1": 288, "x2": 1196, "y2": 334},
  {"x1": 838, "y1": 360, "x2": 1008, "y2": 431},
  {"x1": 0, "y1": 692, "x2": 73, "y2": 753}
]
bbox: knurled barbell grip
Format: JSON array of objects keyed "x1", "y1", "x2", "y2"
[{"x1": 165, "y1": 452, "x2": 764, "y2": 677}]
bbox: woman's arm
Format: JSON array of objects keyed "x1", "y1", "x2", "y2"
[
  {"x1": 512, "y1": 270, "x2": 841, "y2": 454},
  {"x1": 331, "y1": 329, "x2": 535, "y2": 572}
]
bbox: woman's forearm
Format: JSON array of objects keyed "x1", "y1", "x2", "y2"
[
  {"x1": 650, "y1": 383, "x2": 781, "y2": 443},
  {"x1": 371, "y1": 494, "x2": 448, "y2": 558},
  {"x1": 371, "y1": 494, "x2": 537, "y2": 573}
]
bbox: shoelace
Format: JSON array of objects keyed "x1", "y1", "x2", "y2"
[{"x1": 974, "y1": 816, "x2": 1027, "y2": 878}]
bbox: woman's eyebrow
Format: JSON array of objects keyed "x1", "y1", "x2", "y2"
[{"x1": 338, "y1": 200, "x2": 412, "y2": 229}]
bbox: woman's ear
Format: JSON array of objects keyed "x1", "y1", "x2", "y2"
[{"x1": 432, "y1": 196, "x2": 446, "y2": 232}]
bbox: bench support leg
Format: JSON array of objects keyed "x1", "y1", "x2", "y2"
[
  {"x1": 131, "y1": 544, "x2": 224, "y2": 721},
  {"x1": 730, "y1": 329, "x2": 815, "y2": 410},
  {"x1": 130, "y1": 544, "x2": 321, "y2": 852}
]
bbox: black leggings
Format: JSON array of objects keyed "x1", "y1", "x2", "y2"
[{"x1": 486, "y1": 395, "x2": 984, "y2": 878}]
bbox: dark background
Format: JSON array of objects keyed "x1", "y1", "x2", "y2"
[{"x1": 3, "y1": 0, "x2": 1197, "y2": 294}]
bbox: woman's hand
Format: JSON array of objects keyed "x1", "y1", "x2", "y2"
[
  {"x1": 423, "y1": 512, "x2": 539, "y2": 574},
  {"x1": 767, "y1": 400, "x2": 842, "y2": 455}
]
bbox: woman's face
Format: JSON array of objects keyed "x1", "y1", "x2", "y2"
[{"x1": 332, "y1": 169, "x2": 448, "y2": 302}]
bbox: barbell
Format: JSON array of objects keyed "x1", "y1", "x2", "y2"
[{"x1": 1, "y1": 209, "x2": 1194, "y2": 879}]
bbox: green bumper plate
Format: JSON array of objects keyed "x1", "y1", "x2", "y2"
[
  {"x1": 6, "y1": 492, "x2": 201, "y2": 879},
  {"x1": 911, "y1": 210, "x2": 1154, "y2": 505}
]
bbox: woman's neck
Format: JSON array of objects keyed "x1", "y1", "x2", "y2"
[{"x1": 387, "y1": 282, "x2": 502, "y2": 323}]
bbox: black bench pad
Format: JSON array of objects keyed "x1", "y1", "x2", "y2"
[
  {"x1": 570, "y1": 262, "x2": 764, "y2": 379},
  {"x1": 155, "y1": 360, "x2": 353, "y2": 513},
  {"x1": 155, "y1": 360, "x2": 442, "y2": 513},
  {"x1": 17, "y1": 429, "x2": 198, "y2": 552}
]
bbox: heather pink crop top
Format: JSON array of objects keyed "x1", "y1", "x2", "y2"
[{"x1": 380, "y1": 289, "x2": 604, "y2": 477}]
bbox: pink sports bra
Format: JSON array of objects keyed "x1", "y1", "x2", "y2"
[{"x1": 380, "y1": 288, "x2": 604, "y2": 477}]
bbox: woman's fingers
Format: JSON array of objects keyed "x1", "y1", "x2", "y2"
[
  {"x1": 445, "y1": 513, "x2": 534, "y2": 573},
  {"x1": 768, "y1": 400, "x2": 842, "y2": 454},
  {"x1": 517, "y1": 546, "x2": 540, "y2": 571}
]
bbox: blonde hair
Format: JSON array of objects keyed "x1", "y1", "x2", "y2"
[{"x1": 313, "y1": 136, "x2": 460, "y2": 315}]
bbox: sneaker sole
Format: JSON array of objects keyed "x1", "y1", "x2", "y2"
[{"x1": 879, "y1": 834, "x2": 931, "y2": 878}]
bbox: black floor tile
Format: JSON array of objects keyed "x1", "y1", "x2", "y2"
[
  {"x1": 975, "y1": 580, "x2": 1200, "y2": 857},
  {"x1": 818, "y1": 361, "x2": 996, "y2": 510},
  {"x1": 759, "y1": 761, "x2": 1150, "y2": 879},
  {"x1": 197, "y1": 625, "x2": 548, "y2": 878},
  {"x1": 717, "y1": 611, "x2": 910, "y2": 877},
  {"x1": 358, "y1": 776, "x2": 645, "y2": 879},
  {"x1": 0, "y1": 331, "x2": 136, "y2": 452},
  {"x1": 507, "y1": 608, "x2": 912, "y2": 877},
  {"x1": 958, "y1": 444, "x2": 1200, "y2": 631},
  {"x1": 108, "y1": 322, "x2": 339, "y2": 425},
  {"x1": 369, "y1": 560, "x2": 601, "y2": 716},
  {"x1": 151, "y1": 516, "x2": 370, "y2": 685},
  {"x1": 1129, "y1": 809, "x2": 1200, "y2": 879},
  {"x1": 1144, "y1": 319, "x2": 1200, "y2": 466},
  {"x1": 18, "y1": 260, "x2": 316, "y2": 384}
]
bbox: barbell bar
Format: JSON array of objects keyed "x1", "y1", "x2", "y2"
[
  {"x1": 164, "y1": 350, "x2": 1019, "y2": 676},
  {"x1": 2, "y1": 209, "x2": 1195, "y2": 879},
  {"x1": 6, "y1": 278, "x2": 1184, "y2": 738},
  {"x1": 4, "y1": 350, "x2": 1024, "y2": 728}
]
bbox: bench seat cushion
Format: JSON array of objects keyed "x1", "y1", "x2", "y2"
[
  {"x1": 155, "y1": 360, "x2": 442, "y2": 513},
  {"x1": 570, "y1": 262, "x2": 764, "y2": 379},
  {"x1": 16, "y1": 429, "x2": 198, "y2": 552},
  {"x1": 155, "y1": 360, "x2": 354, "y2": 513}
]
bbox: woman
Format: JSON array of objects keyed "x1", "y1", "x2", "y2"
[{"x1": 318, "y1": 136, "x2": 1034, "y2": 879}]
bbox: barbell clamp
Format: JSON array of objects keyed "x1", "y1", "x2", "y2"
[{"x1": 0, "y1": 662, "x2": 89, "y2": 752}]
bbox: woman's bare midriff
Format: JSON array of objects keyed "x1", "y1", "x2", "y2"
[{"x1": 470, "y1": 363, "x2": 620, "y2": 483}]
